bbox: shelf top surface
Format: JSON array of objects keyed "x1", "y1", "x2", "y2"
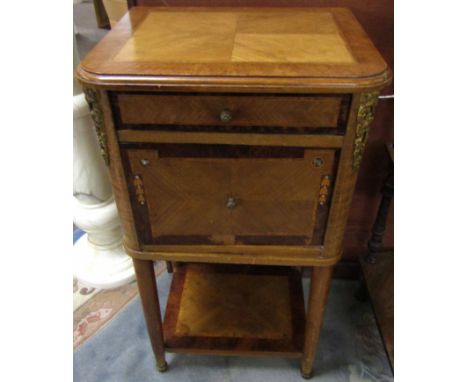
[{"x1": 78, "y1": 7, "x2": 390, "y2": 89}]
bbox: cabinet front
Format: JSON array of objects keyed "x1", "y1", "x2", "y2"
[{"x1": 121, "y1": 144, "x2": 337, "y2": 247}]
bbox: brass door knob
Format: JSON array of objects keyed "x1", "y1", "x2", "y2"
[
  {"x1": 219, "y1": 109, "x2": 233, "y2": 123},
  {"x1": 226, "y1": 196, "x2": 237, "y2": 209}
]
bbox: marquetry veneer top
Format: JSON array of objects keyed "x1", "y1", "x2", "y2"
[{"x1": 78, "y1": 7, "x2": 391, "y2": 90}]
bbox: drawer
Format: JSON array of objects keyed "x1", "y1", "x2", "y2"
[
  {"x1": 114, "y1": 93, "x2": 350, "y2": 132},
  {"x1": 122, "y1": 144, "x2": 337, "y2": 246}
]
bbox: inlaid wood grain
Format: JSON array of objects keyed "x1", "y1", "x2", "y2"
[
  {"x1": 77, "y1": 7, "x2": 390, "y2": 90},
  {"x1": 113, "y1": 10, "x2": 354, "y2": 65},
  {"x1": 116, "y1": 93, "x2": 344, "y2": 129},
  {"x1": 176, "y1": 273, "x2": 292, "y2": 339},
  {"x1": 163, "y1": 263, "x2": 305, "y2": 356},
  {"x1": 124, "y1": 146, "x2": 336, "y2": 245},
  {"x1": 232, "y1": 33, "x2": 353, "y2": 64}
]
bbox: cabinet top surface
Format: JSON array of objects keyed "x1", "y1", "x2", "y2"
[{"x1": 78, "y1": 7, "x2": 390, "y2": 90}]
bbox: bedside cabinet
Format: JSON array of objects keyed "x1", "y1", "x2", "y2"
[{"x1": 77, "y1": 6, "x2": 391, "y2": 378}]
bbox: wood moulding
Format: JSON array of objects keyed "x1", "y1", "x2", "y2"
[
  {"x1": 118, "y1": 130, "x2": 344, "y2": 148},
  {"x1": 125, "y1": 243, "x2": 341, "y2": 267}
]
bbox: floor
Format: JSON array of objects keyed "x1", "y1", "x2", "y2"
[
  {"x1": 74, "y1": 272, "x2": 394, "y2": 382},
  {"x1": 74, "y1": 0, "x2": 109, "y2": 59},
  {"x1": 73, "y1": 229, "x2": 167, "y2": 349}
]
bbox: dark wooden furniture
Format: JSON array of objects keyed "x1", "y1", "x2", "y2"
[
  {"x1": 359, "y1": 143, "x2": 394, "y2": 368},
  {"x1": 77, "y1": 6, "x2": 391, "y2": 378},
  {"x1": 92, "y1": 0, "x2": 110, "y2": 29}
]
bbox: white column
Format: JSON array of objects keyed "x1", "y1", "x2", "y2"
[{"x1": 73, "y1": 30, "x2": 135, "y2": 289}]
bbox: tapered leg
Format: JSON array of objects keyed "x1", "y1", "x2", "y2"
[
  {"x1": 133, "y1": 259, "x2": 168, "y2": 372},
  {"x1": 301, "y1": 266, "x2": 334, "y2": 379}
]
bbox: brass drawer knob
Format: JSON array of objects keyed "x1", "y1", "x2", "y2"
[
  {"x1": 219, "y1": 109, "x2": 233, "y2": 123},
  {"x1": 226, "y1": 196, "x2": 237, "y2": 209},
  {"x1": 140, "y1": 159, "x2": 150, "y2": 166},
  {"x1": 313, "y1": 158, "x2": 323, "y2": 168}
]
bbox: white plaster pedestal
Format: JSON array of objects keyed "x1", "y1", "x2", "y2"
[
  {"x1": 73, "y1": 82, "x2": 135, "y2": 289},
  {"x1": 73, "y1": 195, "x2": 135, "y2": 289}
]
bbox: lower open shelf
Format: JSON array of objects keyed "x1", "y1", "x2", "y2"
[{"x1": 163, "y1": 263, "x2": 305, "y2": 357}]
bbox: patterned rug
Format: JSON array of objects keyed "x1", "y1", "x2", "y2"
[
  {"x1": 73, "y1": 278, "x2": 139, "y2": 349},
  {"x1": 73, "y1": 229, "x2": 165, "y2": 349}
]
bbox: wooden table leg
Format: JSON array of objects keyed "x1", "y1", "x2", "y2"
[
  {"x1": 301, "y1": 266, "x2": 333, "y2": 379},
  {"x1": 133, "y1": 259, "x2": 168, "y2": 372}
]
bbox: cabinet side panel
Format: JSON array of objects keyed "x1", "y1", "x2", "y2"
[
  {"x1": 99, "y1": 90, "x2": 141, "y2": 249},
  {"x1": 323, "y1": 92, "x2": 376, "y2": 259}
]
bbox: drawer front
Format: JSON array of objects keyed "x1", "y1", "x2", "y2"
[
  {"x1": 122, "y1": 144, "x2": 337, "y2": 246},
  {"x1": 115, "y1": 93, "x2": 350, "y2": 133}
]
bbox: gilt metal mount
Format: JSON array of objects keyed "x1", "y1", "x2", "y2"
[
  {"x1": 83, "y1": 87, "x2": 110, "y2": 166},
  {"x1": 318, "y1": 176, "x2": 331, "y2": 206},
  {"x1": 353, "y1": 91, "x2": 379, "y2": 170},
  {"x1": 133, "y1": 175, "x2": 146, "y2": 205}
]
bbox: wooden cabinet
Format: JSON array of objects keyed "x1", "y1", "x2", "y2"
[{"x1": 77, "y1": 6, "x2": 391, "y2": 378}]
